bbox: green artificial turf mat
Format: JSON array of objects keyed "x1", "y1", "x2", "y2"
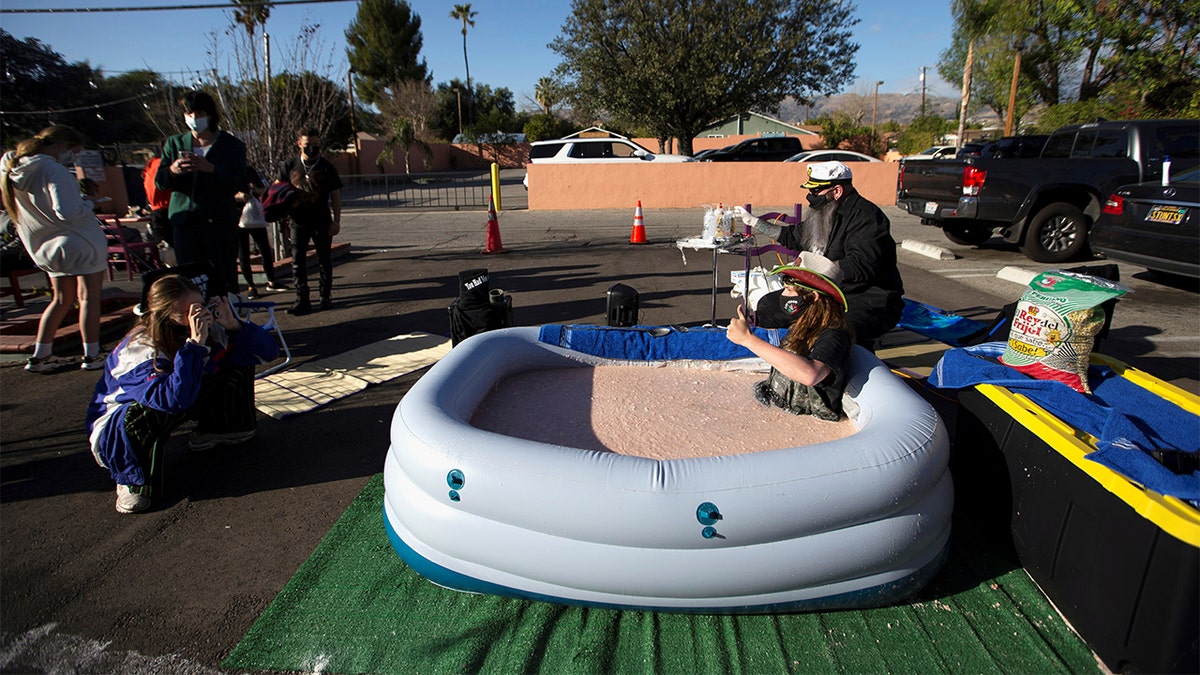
[{"x1": 223, "y1": 474, "x2": 1100, "y2": 674}]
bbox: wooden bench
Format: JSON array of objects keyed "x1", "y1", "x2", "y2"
[{"x1": 1, "y1": 266, "x2": 47, "y2": 309}]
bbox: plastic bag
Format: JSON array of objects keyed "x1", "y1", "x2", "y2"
[
  {"x1": 238, "y1": 197, "x2": 267, "y2": 229},
  {"x1": 999, "y1": 270, "x2": 1129, "y2": 393},
  {"x1": 730, "y1": 266, "x2": 785, "y2": 309},
  {"x1": 701, "y1": 206, "x2": 718, "y2": 241}
]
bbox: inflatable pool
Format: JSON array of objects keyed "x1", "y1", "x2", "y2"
[{"x1": 383, "y1": 325, "x2": 953, "y2": 613}]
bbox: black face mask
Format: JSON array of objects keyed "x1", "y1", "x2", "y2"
[
  {"x1": 806, "y1": 191, "x2": 831, "y2": 209},
  {"x1": 303, "y1": 145, "x2": 320, "y2": 157},
  {"x1": 780, "y1": 292, "x2": 808, "y2": 316}
]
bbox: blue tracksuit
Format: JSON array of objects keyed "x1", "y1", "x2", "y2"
[{"x1": 86, "y1": 321, "x2": 278, "y2": 486}]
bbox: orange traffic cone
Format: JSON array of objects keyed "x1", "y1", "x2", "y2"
[
  {"x1": 483, "y1": 195, "x2": 505, "y2": 254},
  {"x1": 629, "y1": 200, "x2": 648, "y2": 244}
]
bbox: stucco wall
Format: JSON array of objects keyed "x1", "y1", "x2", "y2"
[{"x1": 526, "y1": 161, "x2": 899, "y2": 211}]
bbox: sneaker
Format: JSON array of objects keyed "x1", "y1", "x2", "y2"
[
  {"x1": 287, "y1": 300, "x2": 312, "y2": 316},
  {"x1": 265, "y1": 281, "x2": 288, "y2": 292},
  {"x1": 318, "y1": 296, "x2": 333, "y2": 311},
  {"x1": 25, "y1": 355, "x2": 72, "y2": 374},
  {"x1": 189, "y1": 429, "x2": 256, "y2": 451},
  {"x1": 245, "y1": 286, "x2": 260, "y2": 299},
  {"x1": 80, "y1": 354, "x2": 107, "y2": 371},
  {"x1": 115, "y1": 484, "x2": 150, "y2": 513}
]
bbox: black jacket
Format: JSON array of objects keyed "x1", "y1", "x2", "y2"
[{"x1": 773, "y1": 189, "x2": 904, "y2": 345}]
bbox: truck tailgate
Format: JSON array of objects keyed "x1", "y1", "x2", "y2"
[{"x1": 899, "y1": 160, "x2": 965, "y2": 204}]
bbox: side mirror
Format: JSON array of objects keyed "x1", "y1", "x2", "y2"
[{"x1": 634, "y1": 150, "x2": 651, "y2": 160}]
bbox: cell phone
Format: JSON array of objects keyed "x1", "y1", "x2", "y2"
[{"x1": 178, "y1": 150, "x2": 194, "y2": 160}]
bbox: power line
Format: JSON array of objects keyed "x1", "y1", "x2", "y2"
[
  {"x1": 0, "y1": 90, "x2": 155, "y2": 116},
  {"x1": 0, "y1": 0, "x2": 352, "y2": 14}
]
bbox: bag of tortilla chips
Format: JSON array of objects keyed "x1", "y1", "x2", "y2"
[{"x1": 999, "y1": 270, "x2": 1129, "y2": 393}]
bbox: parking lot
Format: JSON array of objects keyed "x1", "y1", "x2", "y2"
[{"x1": 1, "y1": 175, "x2": 1196, "y2": 671}]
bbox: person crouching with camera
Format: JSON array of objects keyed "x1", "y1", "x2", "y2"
[{"x1": 86, "y1": 273, "x2": 279, "y2": 514}]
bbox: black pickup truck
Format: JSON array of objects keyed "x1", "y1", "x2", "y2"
[{"x1": 896, "y1": 119, "x2": 1199, "y2": 263}]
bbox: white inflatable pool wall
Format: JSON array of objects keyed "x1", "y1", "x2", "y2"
[{"x1": 383, "y1": 326, "x2": 952, "y2": 613}]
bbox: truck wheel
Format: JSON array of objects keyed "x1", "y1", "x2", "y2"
[
  {"x1": 942, "y1": 223, "x2": 994, "y2": 246},
  {"x1": 1020, "y1": 203, "x2": 1090, "y2": 263}
]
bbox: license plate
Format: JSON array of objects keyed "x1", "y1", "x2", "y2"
[
  {"x1": 1145, "y1": 204, "x2": 1188, "y2": 225},
  {"x1": 924, "y1": 201, "x2": 938, "y2": 215}
]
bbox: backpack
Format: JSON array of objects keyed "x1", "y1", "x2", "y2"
[{"x1": 260, "y1": 181, "x2": 300, "y2": 222}]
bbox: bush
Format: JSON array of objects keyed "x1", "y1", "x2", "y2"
[{"x1": 895, "y1": 115, "x2": 955, "y2": 155}]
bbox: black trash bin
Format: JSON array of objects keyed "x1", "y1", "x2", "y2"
[
  {"x1": 449, "y1": 268, "x2": 512, "y2": 346},
  {"x1": 606, "y1": 283, "x2": 638, "y2": 327}
]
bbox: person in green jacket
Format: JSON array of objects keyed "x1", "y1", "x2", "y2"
[{"x1": 155, "y1": 90, "x2": 247, "y2": 294}]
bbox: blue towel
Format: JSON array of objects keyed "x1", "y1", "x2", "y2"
[
  {"x1": 537, "y1": 324, "x2": 784, "y2": 362},
  {"x1": 931, "y1": 343, "x2": 1200, "y2": 502}
]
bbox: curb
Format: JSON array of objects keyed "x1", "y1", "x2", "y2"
[
  {"x1": 900, "y1": 239, "x2": 956, "y2": 261},
  {"x1": 997, "y1": 266, "x2": 1038, "y2": 286}
]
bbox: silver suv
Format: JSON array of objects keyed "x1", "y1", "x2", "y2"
[{"x1": 524, "y1": 137, "x2": 694, "y2": 188}]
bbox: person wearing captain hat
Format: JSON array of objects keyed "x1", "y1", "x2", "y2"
[
  {"x1": 726, "y1": 251, "x2": 854, "y2": 421},
  {"x1": 733, "y1": 160, "x2": 905, "y2": 351}
]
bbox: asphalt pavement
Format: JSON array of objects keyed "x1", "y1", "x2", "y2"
[{"x1": 1, "y1": 172, "x2": 1196, "y2": 672}]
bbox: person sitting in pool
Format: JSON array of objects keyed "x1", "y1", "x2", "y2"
[
  {"x1": 726, "y1": 252, "x2": 853, "y2": 421},
  {"x1": 86, "y1": 272, "x2": 279, "y2": 514}
]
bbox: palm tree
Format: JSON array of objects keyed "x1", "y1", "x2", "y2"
[
  {"x1": 231, "y1": 0, "x2": 270, "y2": 36},
  {"x1": 449, "y1": 4, "x2": 478, "y2": 104},
  {"x1": 378, "y1": 117, "x2": 431, "y2": 174},
  {"x1": 534, "y1": 76, "x2": 559, "y2": 115}
]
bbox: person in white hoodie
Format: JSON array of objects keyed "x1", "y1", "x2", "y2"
[{"x1": 1, "y1": 126, "x2": 108, "y2": 372}]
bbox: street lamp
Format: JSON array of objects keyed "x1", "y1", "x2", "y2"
[{"x1": 871, "y1": 80, "x2": 884, "y2": 153}]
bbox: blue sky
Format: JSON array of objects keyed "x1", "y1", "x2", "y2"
[{"x1": 1, "y1": 0, "x2": 960, "y2": 109}]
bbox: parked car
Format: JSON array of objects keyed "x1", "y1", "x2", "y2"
[
  {"x1": 897, "y1": 119, "x2": 1198, "y2": 263},
  {"x1": 784, "y1": 150, "x2": 882, "y2": 163},
  {"x1": 692, "y1": 146, "x2": 728, "y2": 160},
  {"x1": 700, "y1": 136, "x2": 803, "y2": 162},
  {"x1": 523, "y1": 137, "x2": 694, "y2": 188},
  {"x1": 1090, "y1": 166, "x2": 1199, "y2": 278},
  {"x1": 902, "y1": 145, "x2": 958, "y2": 161},
  {"x1": 980, "y1": 135, "x2": 1049, "y2": 159},
  {"x1": 955, "y1": 143, "x2": 986, "y2": 158}
]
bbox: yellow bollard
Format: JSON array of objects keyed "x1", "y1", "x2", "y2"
[{"x1": 490, "y1": 163, "x2": 502, "y2": 211}]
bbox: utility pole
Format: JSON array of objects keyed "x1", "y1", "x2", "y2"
[
  {"x1": 347, "y1": 68, "x2": 360, "y2": 175},
  {"x1": 264, "y1": 32, "x2": 273, "y2": 163},
  {"x1": 871, "y1": 80, "x2": 883, "y2": 154},
  {"x1": 1005, "y1": 43, "x2": 1024, "y2": 136},
  {"x1": 454, "y1": 87, "x2": 463, "y2": 137},
  {"x1": 956, "y1": 41, "x2": 974, "y2": 151},
  {"x1": 920, "y1": 66, "x2": 927, "y2": 118}
]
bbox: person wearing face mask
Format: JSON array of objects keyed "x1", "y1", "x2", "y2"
[
  {"x1": 733, "y1": 161, "x2": 905, "y2": 350},
  {"x1": 0, "y1": 125, "x2": 109, "y2": 372},
  {"x1": 725, "y1": 253, "x2": 853, "y2": 421},
  {"x1": 155, "y1": 90, "x2": 248, "y2": 294},
  {"x1": 85, "y1": 273, "x2": 279, "y2": 513},
  {"x1": 276, "y1": 128, "x2": 343, "y2": 315}
]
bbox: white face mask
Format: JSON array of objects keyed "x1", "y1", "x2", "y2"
[
  {"x1": 58, "y1": 149, "x2": 75, "y2": 165},
  {"x1": 185, "y1": 114, "x2": 209, "y2": 133}
]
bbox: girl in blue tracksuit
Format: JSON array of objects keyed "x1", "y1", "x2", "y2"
[{"x1": 86, "y1": 273, "x2": 278, "y2": 513}]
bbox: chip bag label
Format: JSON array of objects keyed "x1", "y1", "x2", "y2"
[{"x1": 1000, "y1": 270, "x2": 1129, "y2": 393}]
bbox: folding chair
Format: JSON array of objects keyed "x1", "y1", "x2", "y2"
[
  {"x1": 99, "y1": 215, "x2": 162, "y2": 281},
  {"x1": 137, "y1": 263, "x2": 291, "y2": 378}
]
